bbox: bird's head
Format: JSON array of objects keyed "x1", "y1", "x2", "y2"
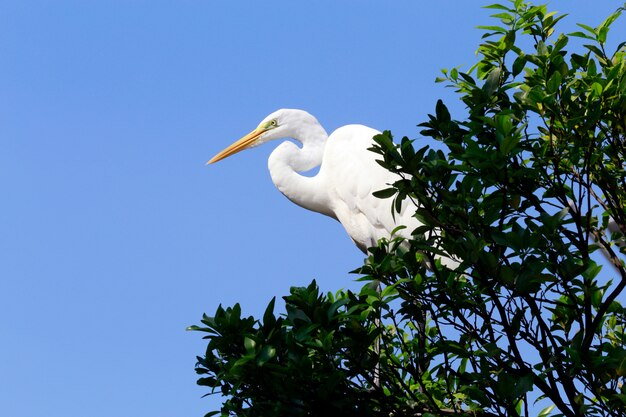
[{"x1": 207, "y1": 109, "x2": 297, "y2": 164}]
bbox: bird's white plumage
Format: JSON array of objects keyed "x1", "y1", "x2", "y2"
[
  {"x1": 318, "y1": 123, "x2": 416, "y2": 252},
  {"x1": 209, "y1": 109, "x2": 425, "y2": 254}
]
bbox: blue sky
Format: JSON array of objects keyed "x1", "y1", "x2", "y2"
[{"x1": 1, "y1": 2, "x2": 624, "y2": 416}]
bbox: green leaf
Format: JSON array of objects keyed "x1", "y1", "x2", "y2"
[
  {"x1": 569, "y1": 31, "x2": 595, "y2": 41},
  {"x1": 537, "y1": 40, "x2": 548, "y2": 55},
  {"x1": 328, "y1": 298, "x2": 349, "y2": 319},
  {"x1": 590, "y1": 82, "x2": 603, "y2": 99},
  {"x1": 244, "y1": 336, "x2": 256, "y2": 353},
  {"x1": 459, "y1": 72, "x2": 476, "y2": 85},
  {"x1": 450, "y1": 67, "x2": 459, "y2": 81},
  {"x1": 512, "y1": 54, "x2": 527, "y2": 76},
  {"x1": 576, "y1": 23, "x2": 597, "y2": 36},
  {"x1": 553, "y1": 33, "x2": 569, "y2": 53},
  {"x1": 494, "y1": 115, "x2": 511, "y2": 138},
  {"x1": 373, "y1": 131, "x2": 402, "y2": 163},
  {"x1": 257, "y1": 345, "x2": 276, "y2": 365},
  {"x1": 263, "y1": 297, "x2": 275, "y2": 322},
  {"x1": 262, "y1": 297, "x2": 277, "y2": 331},
  {"x1": 599, "y1": 12, "x2": 622, "y2": 47},
  {"x1": 513, "y1": 373, "x2": 534, "y2": 397},
  {"x1": 503, "y1": 30, "x2": 516, "y2": 50},
  {"x1": 570, "y1": 53, "x2": 588, "y2": 68},
  {"x1": 477, "y1": 25, "x2": 508, "y2": 33},
  {"x1": 585, "y1": 44, "x2": 606, "y2": 60},
  {"x1": 546, "y1": 71, "x2": 562, "y2": 94},
  {"x1": 538, "y1": 404, "x2": 556, "y2": 417},
  {"x1": 591, "y1": 287, "x2": 604, "y2": 309},
  {"x1": 436, "y1": 99, "x2": 451, "y2": 123},
  {"x1": 491, "y1": 12, "x2": 514, "y2": 22},
  {"x1": 483, "y1": 67, "x2": 501, "y2": 96},
  {"x1": 373, "y1": 188, "x2": 397, "y2": 199},
  {"x1": 482, "y1": 4, "x2": 512, "y2": 11},
  {"x1": 501, "y1": 134, "x2": 520, "y2": 155}
]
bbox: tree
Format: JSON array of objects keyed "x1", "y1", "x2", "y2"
[{"x1": 190, "y1": 2, "x2": 626, "y2": 416}]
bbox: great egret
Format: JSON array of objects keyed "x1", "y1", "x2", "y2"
[
  {"x1": 208, "y1": 108, "x2": 431, "y2": 255},
  {"x1": 208, "y1": 109, "x2": 452, "y2": 388}
]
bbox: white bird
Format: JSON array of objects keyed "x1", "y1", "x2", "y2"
[
  {"x1": 208, "y1": 109, "x2": 452, "y2": 388},
  {"x1": 208, "y1": 109, "x2": 446, "y2": 260}
]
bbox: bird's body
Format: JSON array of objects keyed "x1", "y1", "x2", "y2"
[
  {"x1": 287, "y1": 123, "x2": 415, "y2": 252},
  {"x1": 209, "y1": 109, "x2": 448, "y2": 390},
  {"x1": 209, "y1": 109, "x2": 421, "y2": 253}
]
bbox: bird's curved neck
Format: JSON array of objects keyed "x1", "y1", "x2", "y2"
[{"x1": 268, "y1": 121, "x2": 334, "y2": 217}]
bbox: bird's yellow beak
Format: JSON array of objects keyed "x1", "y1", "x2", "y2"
[{"x1": 207, "y1": 128, "x2": 265, "y2": 165}]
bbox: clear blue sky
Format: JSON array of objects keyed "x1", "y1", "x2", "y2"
[{"x1": 1, "y1": 2, "x2": 623, "y2": 416}]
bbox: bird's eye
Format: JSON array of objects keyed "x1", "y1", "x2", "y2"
[{"x1": 261, "y1": 119, "x2": 278, "y2": 130}]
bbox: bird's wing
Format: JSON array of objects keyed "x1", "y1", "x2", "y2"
[{"x1": 320, "y1": 125, "x2": 420, "y2": 251}]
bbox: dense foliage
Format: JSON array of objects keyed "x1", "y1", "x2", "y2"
[{"x1": 191, "y1": 2, "x2": 626, "y2": 416}]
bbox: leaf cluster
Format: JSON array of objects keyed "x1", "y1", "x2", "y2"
[
  {"x1": 189, "y1": 281, "x2": 386, "y2": 417},
  {"x1": 192, "y1": 2, "x2": 626, "y2": 417},
  {"x1": 369, "y1": 2, "x2": 626, "y2": 416}
]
